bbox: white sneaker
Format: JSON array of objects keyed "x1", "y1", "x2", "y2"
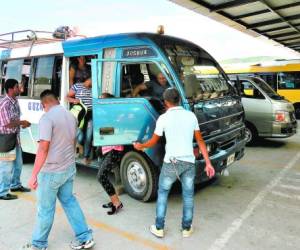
[
  {"x1": 70, "y1": 239, "x2": 95, "y2": 249},
  {"x1": 182, "y1": 226, "x2": 193, "y2": 238},
  {"x1": 150, "y1": 225, "x2": 164, "y2": 238}
]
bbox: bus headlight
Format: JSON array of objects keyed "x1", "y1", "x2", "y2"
[
  {"x1": 206, "y1": 144, "x2": 212, "y2": 153},
  {"x1": 275, "y1": 111, "x2": 290, "y2": 123}
]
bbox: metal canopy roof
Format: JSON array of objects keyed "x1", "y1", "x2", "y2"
[{"x1": 170, "y1": 0, "x2": 300, "y2": 54}]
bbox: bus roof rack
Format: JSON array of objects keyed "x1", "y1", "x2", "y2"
[{"x1": 0, "y1": 30, "x2": 65, "y2": 49}]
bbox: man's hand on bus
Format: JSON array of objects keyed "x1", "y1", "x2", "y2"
[
  {"x1": 133, "y1": 134, "x2": 160, "y2": 151},
  {"x1": 28, "y1": 175, "x2": 38, "y2": 190},
  {"x1": 205, "y1": 163, "x2": 215, "y2": 178},
  {"x1": 133, "y1": 142, "x2": 144, "y2": 151}
]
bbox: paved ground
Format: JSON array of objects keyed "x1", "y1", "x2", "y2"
[{"x1": 0, "y1": 124, "x2": 299, "y2": 250}]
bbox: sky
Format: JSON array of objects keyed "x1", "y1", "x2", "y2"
[{"x1": 1, "y1": 0, "x2": 300, "y2": 61}]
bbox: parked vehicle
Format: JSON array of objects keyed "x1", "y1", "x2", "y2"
[
  {"x1": 230, "y1": 75, "x2": 297, "y2": 145},
  {"x1": 0, "y1": 30, "x2": 247, "y2": 201},
  {"x1": 217, "y1": 60, "x2": 300, "y2": 119}
]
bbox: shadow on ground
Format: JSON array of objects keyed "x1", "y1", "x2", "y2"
[{"x1": 247, "y1": 138, "x2": 286, "y2": 148}]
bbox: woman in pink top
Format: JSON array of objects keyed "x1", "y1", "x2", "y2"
[{"x1": 97, "y1": 93, "x2": 124, "y2": 215}]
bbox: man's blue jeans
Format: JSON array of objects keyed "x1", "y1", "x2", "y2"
[
  {"x1": 11, "y1": 145, "x2": 23, "y2": 189},
  {"x1": 77, "y1": 119, "x2": 93, "y2": 158},
  {"x1": 32, "y1": 164, "x2": 93, "y2": 249},
  {"x1": 0, "y1": 145, "x2": 23, "y2": 196},
  {"x1": 156, "y1": 161, "x2": 195, "y2": 230},
  {"x1": 0, "y1": 160, "x2": 12, "y2": 197}
]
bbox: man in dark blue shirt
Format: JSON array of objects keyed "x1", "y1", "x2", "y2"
[
  {"x1": 147, "y1": 73, "x2": 169, "y2": 98},
  {"x1": 133, "y1": 72, "x2": 169, "y2": 99}
]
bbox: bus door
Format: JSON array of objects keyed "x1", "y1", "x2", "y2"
[{"x1": 92, "y1": 49, "x2": 173, "y2": 148}]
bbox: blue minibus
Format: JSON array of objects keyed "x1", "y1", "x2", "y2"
[{"x1": 0, "y1": 30, "x2": 246, "y2": 201}]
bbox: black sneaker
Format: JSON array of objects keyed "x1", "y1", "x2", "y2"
[
  {"x1": 70, "y1": 239, "x2": 95, "y2": 249},
  {"x1": 11, "y1": 185, "x2": 31, "y2": 192},
  {"x1": 0, "y1": 193, "x2": 18, "y2": 200}
]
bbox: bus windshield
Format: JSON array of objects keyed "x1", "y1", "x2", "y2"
[
  {"x1": 156, "y1": 39, "x2": 234, "y2": 102},
  {"x1": 252, "y1": 77, "x2": 283, "y2": 100}
]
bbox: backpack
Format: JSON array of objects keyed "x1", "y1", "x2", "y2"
[
  {"x1": 70, "y1": 102, "x2": 87, "y2": 129},
  {"x1": 53, "y1": 26, "x2": 72, "y2": 39}
]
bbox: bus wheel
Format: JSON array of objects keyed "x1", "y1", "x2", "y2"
[
  {"x1": 245, "y1": 123, "x2": 258, "y2": 146},
  {"x1": 120, "y1": 151, "x2": 158, "y2": 202}
]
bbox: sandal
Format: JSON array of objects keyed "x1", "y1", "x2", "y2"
[
  {"x1": 102, "y1": 202, "x2": 113, "y2": 208},
  {"x1": 107, "y1": 203, "x2": 123, "y2": 215}
]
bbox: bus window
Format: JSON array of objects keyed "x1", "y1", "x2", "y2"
[
  {"x1": 255, "y1": 73, "x2": 277, "y2": 90},
  {"x1": 240, "y1": 80, "x2": 264, "y2": 99},
  {"x1": 6, "y1": 59, "x2": 22, "y2": 82},
  {"x1": 120, "y1": 63, "x2": 169, "y2": 97},
  {"x1": 161, "y1": 43, "x2": 233, "y2": 101},
  {"x1": 53, "y1": 56, "x2": 63, "y2": 97},
  {"x1": 33, "y1": 56, "x2": 55, "y2": 97},
  {"x1": 121, "y1": 63, "x2": 149, "y2": 97},
  {"x1": 20, "y1": 59, "x2": 31, "y2": 96},
  {"x1": 120, "y1": 63, "x2": 168, "y2": 113},
  {"x1": 278, "y1": 72, "x2": 300, "y2": 90},
  {"x1": 5, "y1": 59, "x2": 32, "y2": 96},
  {"x1": 0, "y1": 61, "x2": 7, "y2": 95}
]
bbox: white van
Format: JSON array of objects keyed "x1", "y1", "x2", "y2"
[{"x1": 230, "y1": 76, "x2": 297, "y2": 145}]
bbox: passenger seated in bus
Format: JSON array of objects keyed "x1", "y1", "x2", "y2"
[
  {"x1": 131, "y1": 73, "x2": 166, "y2": 113},
  {"x1": 66, "y1": 79, "x2": 93, "y2": 165},
  {"x1": 19, "y1": 75, "x2": 29, "y2": 96},
  {"x1": 97, "y1": 92, "x2": 124, "y2": 215},
  {"x1": 131, "y1": 73, "x2": 147, "y2": 97},
  {"x1": 133, "y1": 72, "x2": 169, "y2": 99},
  {"x1": 121, "y1": 75, "x2": 132, "y2": 97},
  {"x1": 69, "y1": 56, "x2": 91, "y2": 87}
]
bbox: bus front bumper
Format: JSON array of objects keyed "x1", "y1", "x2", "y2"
[{"x1": 194, "y1": 138, "x2": 246, "y2": 184}]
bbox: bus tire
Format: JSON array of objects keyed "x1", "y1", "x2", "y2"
[
  {"x1": 120, "y1": 151, "x2": 158, "y2": 202},
  {"x1": 245, "y1": 122, "x2": 258, "y2": 146},
  {"x1": 294, "y1": 103, "x2": 300, "y2": 119}
]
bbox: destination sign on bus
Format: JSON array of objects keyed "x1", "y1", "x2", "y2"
[{"x1": 122, "y1": 47, "x2": 156, "y2": 58}]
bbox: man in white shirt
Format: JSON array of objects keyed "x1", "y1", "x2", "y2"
[{"x1": 134, "y1": 88, "x2": 215, "y2": 238}]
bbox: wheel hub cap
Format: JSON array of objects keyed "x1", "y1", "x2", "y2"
[{"x1": 127, "y1": 162, "x2": 147, "y2": 193}]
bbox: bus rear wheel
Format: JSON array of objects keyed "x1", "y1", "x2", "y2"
[{"x1": 120, "y1": 151, "x2": 158, "y2": 202}]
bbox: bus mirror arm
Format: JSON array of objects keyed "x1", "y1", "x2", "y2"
[{"x1": 235, "y1": 75, "x2": 242, "y2": 96}]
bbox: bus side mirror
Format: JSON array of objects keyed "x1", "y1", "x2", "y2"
[{"x1": 235, "y1": 76, "x2": 242, "y2": 96}]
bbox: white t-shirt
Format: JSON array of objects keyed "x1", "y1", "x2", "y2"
[{"x1": 154, "y1": 106, "x2": 200, "y2": 163}]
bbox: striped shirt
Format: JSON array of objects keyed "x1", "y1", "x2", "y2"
[
  {"x1": 71, "y1": 83, "x2": 92, "y2": 110},
  {"x1": 0, "y1": 95, "x2": 21, "y2": 134}
]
